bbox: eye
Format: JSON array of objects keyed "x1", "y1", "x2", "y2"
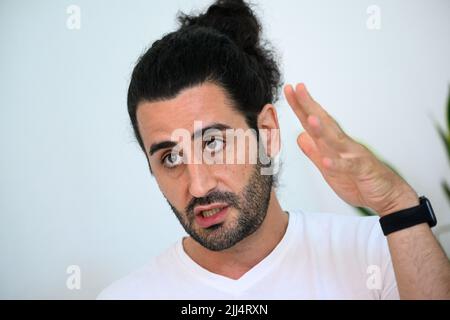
[
  {"x1": 204, "y1": 136, "x2": 224, "y2": 153},
  {"x1": 162, "y1": 151, "x2": 183, "y2": 169}
]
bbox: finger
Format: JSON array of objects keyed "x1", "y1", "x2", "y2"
[
  {"x1": 295, "y1": 84, "x2": 362, "y2": 154},
  {"x1": 297, "y1": 131, "x2": 325, "y2": 170},
  {"x1": 294, "y1": 83, "x2": 328, "y2": 118},
  {"x1": 306, "y1": 113, "x2": 360, "y2": 155},
  {"x1": 284, "y1": 84, "x2": 308, "y2": 125},
  {"x1": 304, "y1": 113, "x2": 351, "y2": 161},
  {"x1": 286, "y1": 84, "x2": 342, "y2": 158}
]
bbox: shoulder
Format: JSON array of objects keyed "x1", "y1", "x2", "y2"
[
  {"x1": 290, "y1": 209, "x2": 389, "y2": 273},
  {"x1": 97, "y1": 241, "x2": 179, "y2": 300},
  {"x1": 292, "y1": 209, "x2": 382, "y2": 244}
]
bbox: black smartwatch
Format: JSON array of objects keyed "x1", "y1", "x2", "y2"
[{"x1": 379, "y1": 196, "x2": 437, "y2": 236}]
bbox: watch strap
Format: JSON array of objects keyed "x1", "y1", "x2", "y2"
[{"x1": 379, "y1": 196, "x2": 436, "y2": 236}]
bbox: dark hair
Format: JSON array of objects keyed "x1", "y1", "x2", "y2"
[{"x1": 127, "y1": 0, "x2": 282, "y2": 153}]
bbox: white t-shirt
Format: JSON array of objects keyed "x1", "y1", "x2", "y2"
[{"x1": 98, "y1": 209, "x2": 399, "y2": 299}]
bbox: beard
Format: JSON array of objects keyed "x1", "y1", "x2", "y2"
[{"x1": 165, "y1": 159, "x2": 274, "y2": 251}]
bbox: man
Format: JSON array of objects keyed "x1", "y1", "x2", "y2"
[{"x1": 98, "y1": 0, "x2": 450, "y2": 299}]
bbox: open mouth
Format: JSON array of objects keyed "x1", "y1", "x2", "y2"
[{"x1": 194, "y1": 204, "x2": 230, "y2": 228}]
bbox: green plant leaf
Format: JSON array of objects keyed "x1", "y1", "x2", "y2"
[
  {"x1": 355, "y1": 206, "x2": 376, "y2": 216},
  {"x1": 435, "y1": 124, "x2": 450, "y2": 161},
  {"x1": 442, "y1": 180, "x2": 450, "y2": 204},
  {"x1": 447, "y1": 85, "x2": 450, "y2": 132}
]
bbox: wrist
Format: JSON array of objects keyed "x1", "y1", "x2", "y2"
[{"x1": 377, "y1": 187, "x2": 420, "y2": 218}]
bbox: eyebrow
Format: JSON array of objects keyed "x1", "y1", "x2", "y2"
[{"x1": 148, "y1": 123, "x2": 232, "y2": 157}]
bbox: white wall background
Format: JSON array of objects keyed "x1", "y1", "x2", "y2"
[{"x1": 1, "y1": 0, "x2": 449, "y2": 299}]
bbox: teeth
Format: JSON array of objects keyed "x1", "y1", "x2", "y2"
[{"x1": 201, "y1": 207, "x2": 223, "y2": 218}]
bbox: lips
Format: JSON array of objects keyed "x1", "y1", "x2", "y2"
[{"x1": 194, "y1": 203, "x2": 230, "y2": 229}]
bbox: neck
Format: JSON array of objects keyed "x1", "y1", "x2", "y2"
[{"x1": 183, "y1": 189, "x2": 288, "y2": 280}]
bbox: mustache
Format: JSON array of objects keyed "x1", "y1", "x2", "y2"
[{"x1": 185, "y1": 190, "x2": 240, "y2": 217}]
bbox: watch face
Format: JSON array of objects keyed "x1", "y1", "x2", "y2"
[{"x1": 422, "y1": 197, "x2": 437, "y2": 227}]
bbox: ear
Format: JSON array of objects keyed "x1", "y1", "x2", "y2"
[{"x1": 257, "y1": 103, "x2": 281, "y2": 158}]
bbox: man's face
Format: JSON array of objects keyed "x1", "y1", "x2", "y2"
[{"x1": 136, "y1": 82, "x2": 273, "y2": 251}]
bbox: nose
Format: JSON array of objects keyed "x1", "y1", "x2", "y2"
[{"x1": 186, "y1": 163, "x2": 217, "y2": 198}]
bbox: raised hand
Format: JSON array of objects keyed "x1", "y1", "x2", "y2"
[{"x1": 284, "y1": 83, "x2": 419, "y2": 216}]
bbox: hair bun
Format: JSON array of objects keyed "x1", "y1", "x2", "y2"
[{"x1": 177, "y1": 0, "x2": 261, "y2": 54}]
